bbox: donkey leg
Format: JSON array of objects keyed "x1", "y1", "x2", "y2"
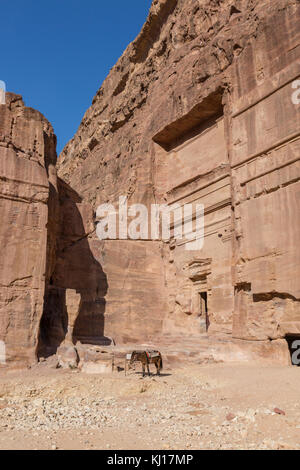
[
  {"x1": 147, "y1": 362, "x2": 150, "y2": 377},
  {"x1": 156, "y1": 360, "x2": 161, "y2": 376},
  {"x1": 142, "y1": 363, "x2": 145, "y2": 377}
]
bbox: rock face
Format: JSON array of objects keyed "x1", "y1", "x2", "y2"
[
  {"x1": 0, "y1": 93, "x2": 57, "y2": 366},
  {"x1": 57, "y1": 0, "x2": 300, "y2": 356},
  {"x1": 37, "y1": 178, "x2": 110, "y2": 358},
  {"x1": 1, "y1": 0, "x2": 300, "y2": 366}
]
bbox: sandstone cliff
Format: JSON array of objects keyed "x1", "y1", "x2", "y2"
[
  {"x1": 0, "y1": 93, "x2": 58, "y2": 366},
  {"x1": 57, "y1": 0, "x2": 300, "y2": 353}
]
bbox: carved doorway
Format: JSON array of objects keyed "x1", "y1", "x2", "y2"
[{"x1": 199, "y1": 291, "x2": 210, "y2": 332}]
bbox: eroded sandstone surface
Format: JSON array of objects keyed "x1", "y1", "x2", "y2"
[
  {"x1": 0, "y1": 93, "x2": 57, "y2": 365},
  {"x1": 57, "y1": 0, "x2": 300, "y2": 358}
]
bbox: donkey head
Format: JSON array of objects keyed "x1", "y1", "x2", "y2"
[{"x1": 130, "y1": 351, "x2": 138, "y2": 364}]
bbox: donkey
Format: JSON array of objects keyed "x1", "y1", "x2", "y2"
[{"x1": 128, "y1": 350, "x2": 163, "y2": 377}]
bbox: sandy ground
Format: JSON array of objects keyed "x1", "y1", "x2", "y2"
[{"x1": 0, "y1": 361, "x2": 299, "y2": 450}]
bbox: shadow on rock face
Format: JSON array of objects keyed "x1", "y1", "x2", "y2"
[{"x1": 37, "y1": 178, "x2": 109, "y2": 359}]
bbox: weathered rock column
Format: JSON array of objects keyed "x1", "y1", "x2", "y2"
[{"x1": 0, "y1": 92, "x2": 57, "y2": 367}]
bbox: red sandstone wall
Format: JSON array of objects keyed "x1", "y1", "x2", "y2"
[
  {"x1": 229, "y1": 6, "x2": 300, "y2": 340},
  {"x1": 57, "y1": 0, "x2": 299, "y2": 345},
  {"x1": 0, "y1": 93, "x2": 57, "y2": 366}
]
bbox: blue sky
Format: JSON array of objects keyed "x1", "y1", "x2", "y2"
[{"x1": 1, "y1": 0, "x2": 152, "y2": 153}]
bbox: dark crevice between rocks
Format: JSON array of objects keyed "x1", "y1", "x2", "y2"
[
  {"x1": 253, "y1": 292, "x2": 300, "y2": 302},
  {"x1": 230, "y1": 5, "x2": 241, "y2": 17},
  {"x1": 113, "y1": 72, "x2": 130, "y2": 97}
]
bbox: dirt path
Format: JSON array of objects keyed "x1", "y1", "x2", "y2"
[{"x1": 0, "y1": 362, "x2": 299, "y2": 450}]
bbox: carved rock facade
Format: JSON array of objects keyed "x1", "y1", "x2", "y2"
[{"x1": 58, "y1": 0, "x2": 300, "y2": 354}]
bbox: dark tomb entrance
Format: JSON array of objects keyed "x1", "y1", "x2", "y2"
[{"x1": 200, "y1": 291, "x2": 209, "y2": 332}]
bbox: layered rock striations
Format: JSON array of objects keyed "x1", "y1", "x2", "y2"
[
  {"x1": 57, "y1": 0, "x2": 300, "y2": 356},
  {"x1": 0, "y1": 93, "x2": 58, "y2": 366}
]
